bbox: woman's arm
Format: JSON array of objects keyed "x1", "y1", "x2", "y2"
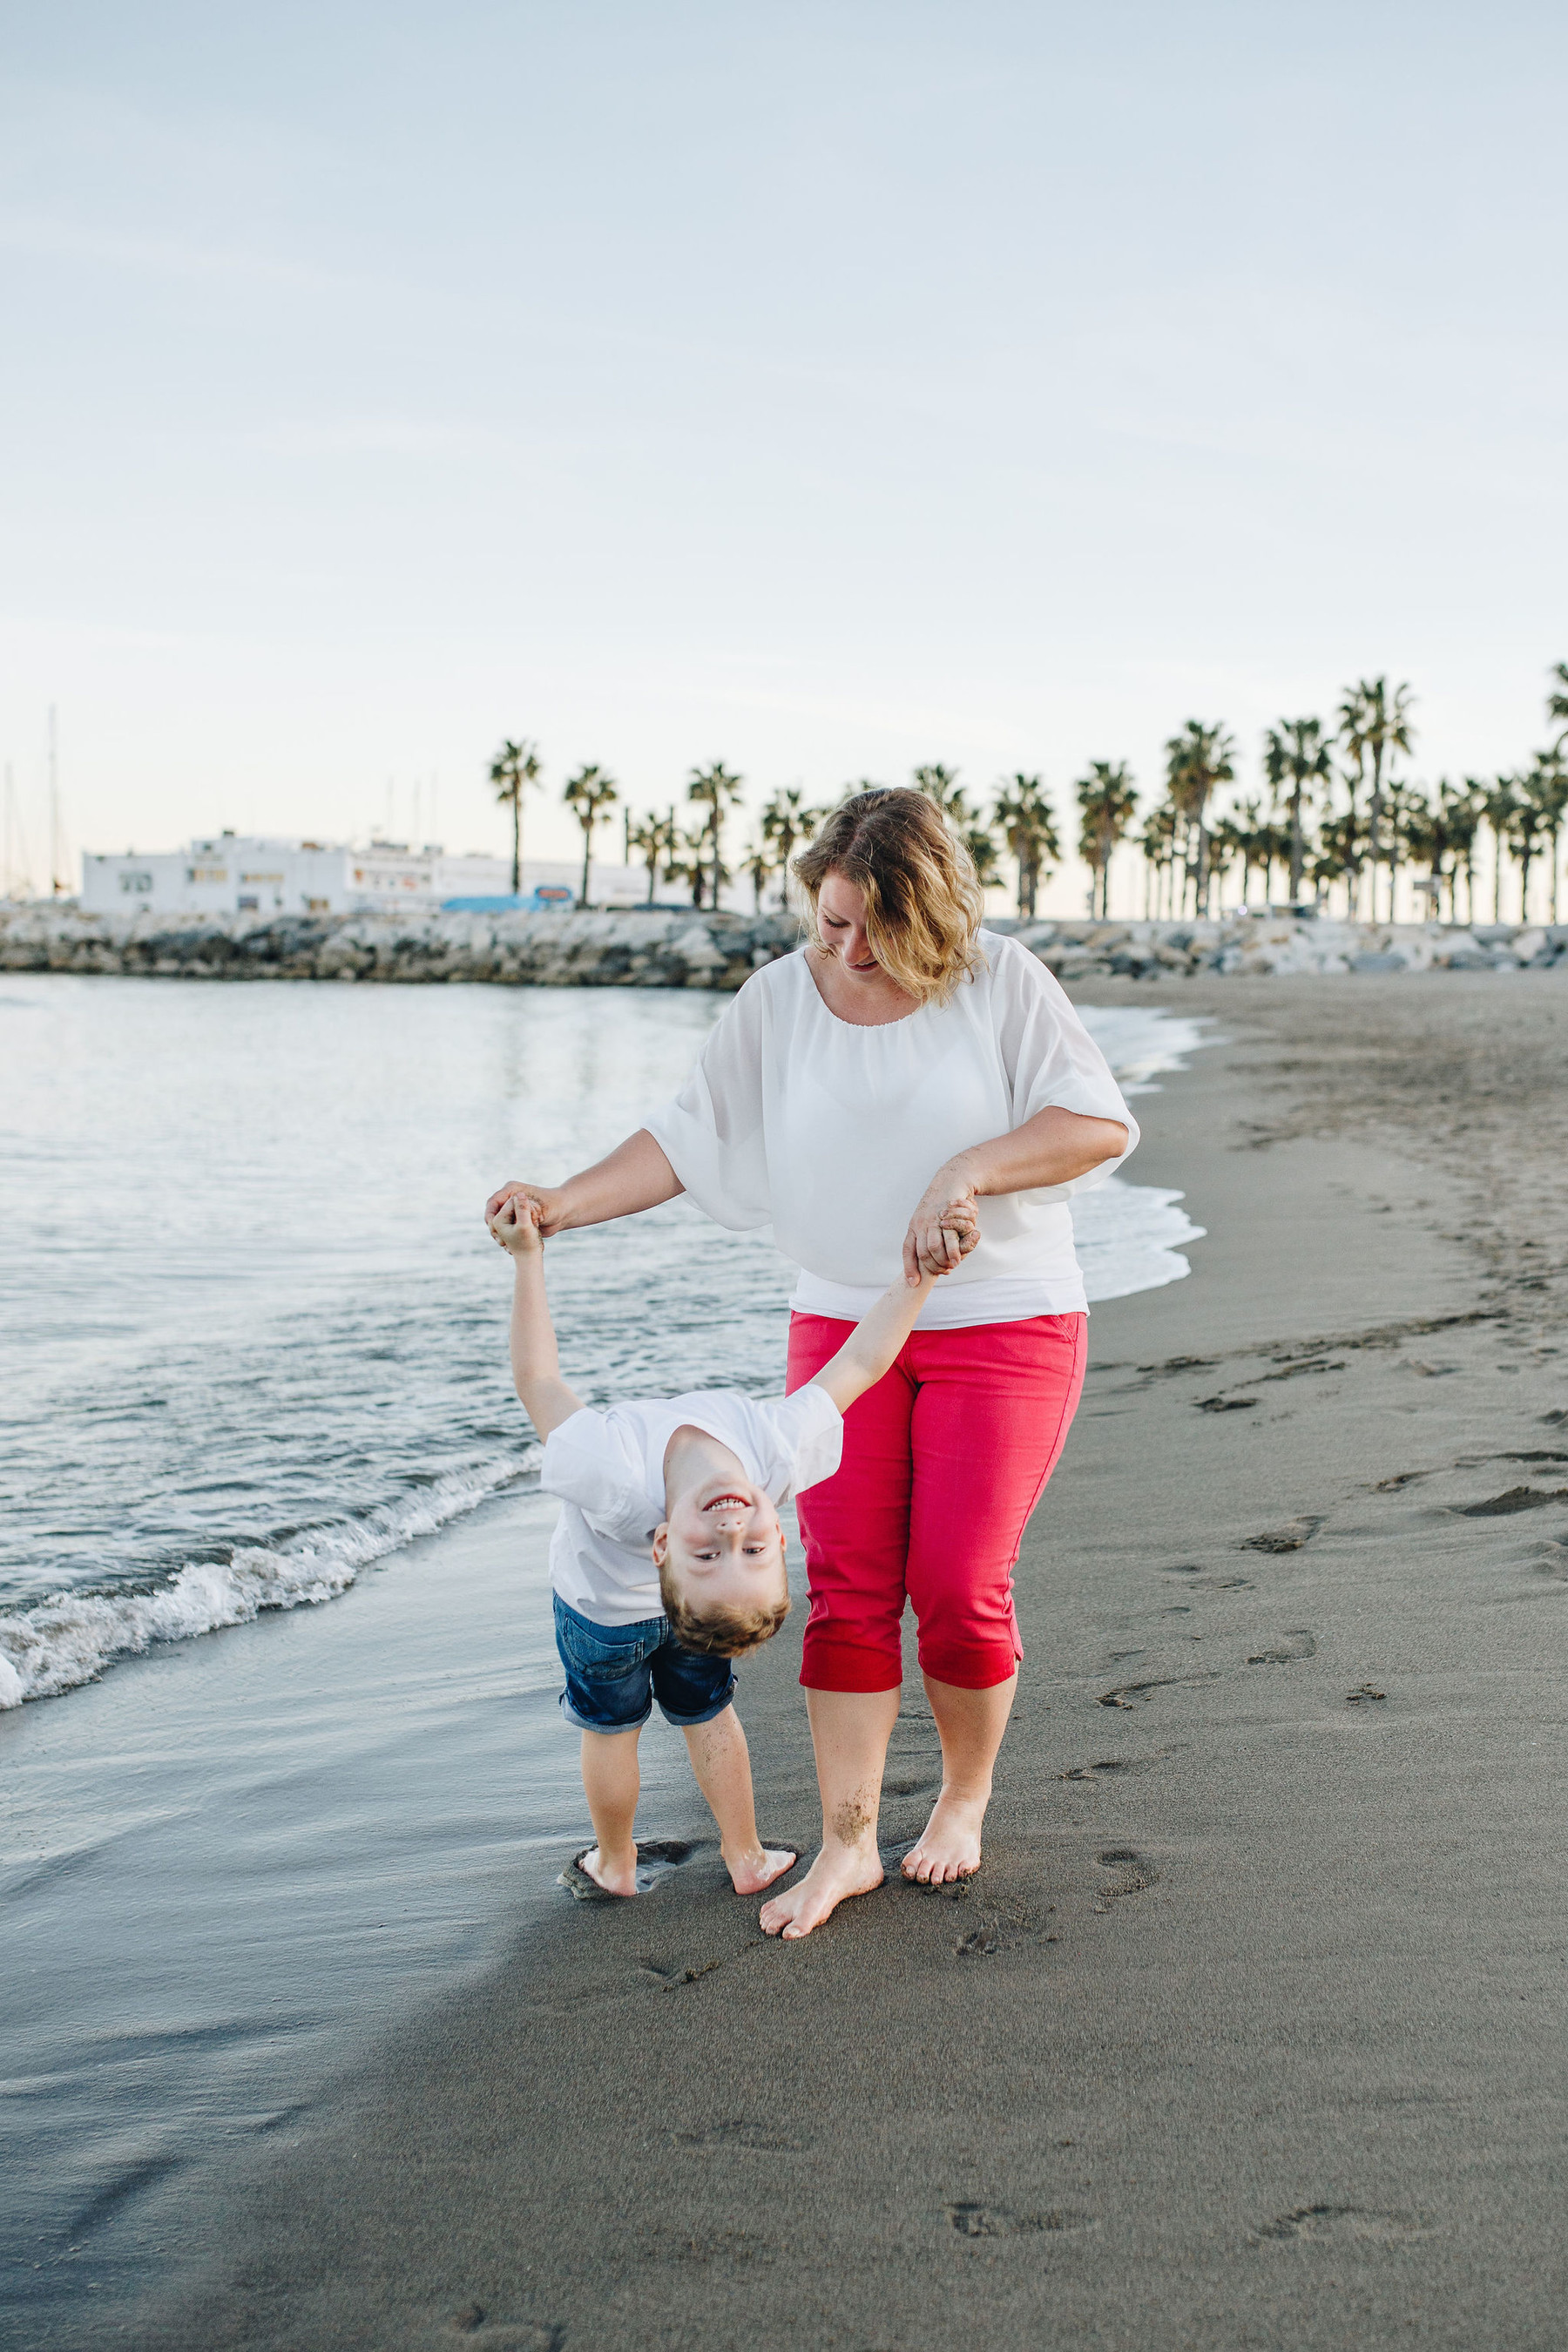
[
  {"x1": 901, "y1": 1106, "x2": 1130, "y2": 1282},
  {"x1": 484, "y1": 1128, "x2": 683, "y2": 1239}
]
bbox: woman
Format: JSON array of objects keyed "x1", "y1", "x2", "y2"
[{"x1": 487, "y1": 788, "x2": 1136, "y2": 1939}]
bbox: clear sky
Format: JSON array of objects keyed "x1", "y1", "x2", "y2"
[{"x1": 3, "y1": 1, "x2": 1565, "y2": 907}]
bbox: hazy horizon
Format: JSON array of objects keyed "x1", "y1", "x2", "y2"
[{"x1": 3, "y1": 2, "x2": 1565, "y2": 911}]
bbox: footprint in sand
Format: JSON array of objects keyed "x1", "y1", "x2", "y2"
[
  {"x1": 1098, "y1": 1672, "x2": 1217, "y2": 1708},
  {"x1": 671, "y1": 2119, "x2": 807, "y2": 2152},
  {"x1": 946, "y1": 2203, "x2": 1093, "y2": 2239},
  {"x1": 558, "y1": 1837, "x2": 703, "y2": 1901},
  {"x1": 449, "y1": 2312, "x2": 564, "y2": 2349},
  {"x1": 1453, "y1": 1486, "x2": 1568, "y2": 1517},
  {"x1": 638, "y1": 1954, "x2": 724, "y2": 1989},
  {"x1": 1254, "y1": 2203, "x2": 1426, "y2": 2247},
  {"x1": 1240, "y1": 1517, "x2": 1325, "y2": 1553},
  {"x1": 1094, "y1": 1847, "x2": 1159, "y2": 1903},
  {"x1": 1247, "y1": 1630, "x2": 1317, "y2": 1666}
]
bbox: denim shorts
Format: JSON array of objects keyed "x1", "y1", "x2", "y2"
[{"x1": 552, "y1": 1593, "x2": 737, "y2": 1734}]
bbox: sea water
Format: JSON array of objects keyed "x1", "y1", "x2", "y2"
[
  {"x1": 0, "y1": 976, "x2": 1204, "y2": 1709},
  {"x1": 0, "y1": 972, "x2": 1206, "y2": 2328}
]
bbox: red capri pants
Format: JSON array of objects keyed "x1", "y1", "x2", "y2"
[{"x1": 785, "y1": 1311, "x2": 1088, "y2": 1693}]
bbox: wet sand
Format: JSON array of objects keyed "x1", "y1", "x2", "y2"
[{"x1": 131, "y1": 973, "x2": 1568, "y2": 2351}]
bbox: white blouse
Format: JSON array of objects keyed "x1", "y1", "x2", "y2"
[{"x1": 644, "y1": 932, "x2": 1139, "y2": 1328}]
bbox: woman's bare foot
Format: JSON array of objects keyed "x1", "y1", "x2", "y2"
[
  {"x1": 759, "y1": 1842, "x2": 883, "y2": 1938},
  {"x1": 725, "y1": 1844, "x2": 798, "y2": 1896},
  {"x1": 579, "y1": 1843, "x2": 640, "y2": 1897},
  {"x1": 901, "y1": 1789, "x2": 986, "y2": 1884}
]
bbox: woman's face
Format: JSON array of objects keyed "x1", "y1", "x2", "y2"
[{"x1": 815, "y1": 872, "x2": 882, "y2": 978}]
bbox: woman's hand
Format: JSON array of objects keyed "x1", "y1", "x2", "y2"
[
  {"x1": 485, "y1": 1179, "x2": 570, "y2": 1238},
  {"x1": 902, "y1": 1163, "x2": 983, "y2": 1284},
  {"x1": 483, "y1": 1132, "x2": 684, "y2": 1242}
]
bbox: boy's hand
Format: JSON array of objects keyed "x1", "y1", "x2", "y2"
[
  {"x1": 489, "y1": 1196, "x2": 544, "y2": 1257},
  {"x1": 903, "y1": 1159, "x2": 983, "y2": 1284}
]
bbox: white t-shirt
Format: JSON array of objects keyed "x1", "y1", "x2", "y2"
[
  {"x1": 643, "y1": 932, "x2": 1139, "y2": 1328},
  {"x1": 542, "y1": 1384, "x2": 844, "y2": 1626}
]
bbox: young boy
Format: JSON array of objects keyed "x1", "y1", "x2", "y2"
[{"x1": 488, "y1": 1190, "x2": 963, "y2": 1900}]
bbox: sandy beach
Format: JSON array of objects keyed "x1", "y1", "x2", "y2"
[{"x1": 97, "y1": 973, "x2": 1568, "y2": 2349}]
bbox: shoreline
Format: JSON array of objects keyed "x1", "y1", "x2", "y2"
[{"x1": 117, "y1": 970, "x2": 1568, "y2": 2352}]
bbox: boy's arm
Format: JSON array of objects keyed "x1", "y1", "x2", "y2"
[
  {"x1": 490, "y1": 1200, "x2": 586, "y2": 1440},
  {"x1": 808, "y1": 1268, "x2": 939, "y2": 1417}
]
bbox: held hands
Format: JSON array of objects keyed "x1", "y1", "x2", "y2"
[
  {"x1": 902, "y1": 1164, "x2": 982, "y2": 1285},
  {"x1": 488, "y1": 1194, "x2": 544, "y2": 1257},
  {"x1": 484, "y1": 1179, "x2": 567, "y2": 1237}
]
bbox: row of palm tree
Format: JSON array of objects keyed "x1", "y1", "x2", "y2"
[{"x1": 488, "y1": 659, "x2": 1568, "y2": 921}]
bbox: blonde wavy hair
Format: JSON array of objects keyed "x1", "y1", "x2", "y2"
[{"x1": 793, "y1": 787, "x2": 984, "y2": 1006}]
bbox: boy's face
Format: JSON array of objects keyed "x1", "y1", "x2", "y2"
[{"x1": 653, "y1": 1476, "x2": 787, "y2": 1614}]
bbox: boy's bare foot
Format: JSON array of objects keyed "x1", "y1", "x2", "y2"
[
  {"x1": 901, "y1": 1789, "x2": 986, "y2": 1884},
  {"x1": 579, "y1": 1844, "x2": 640, "y2": 1897},
  {"x1": 759, "y1": 1842, "x2": 882, "y2": 1939},
  {"x1": 725, "y1": 1844, "x2": 798, "y2": 1896}
]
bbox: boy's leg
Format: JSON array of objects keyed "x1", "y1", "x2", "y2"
[
  {"x1": 579, "y1": 1726, "x2": 642, "y2": 1897},
  {"x1": 680, "y1": 1707, "x2": 797, "y2": 1896}
]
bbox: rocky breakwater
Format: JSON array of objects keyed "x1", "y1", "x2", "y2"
[
  {"x1": 1003, "y1": 915, "x2": 1568, "y2": 979},
  {"x1": 0, "y1": 904, "x2": 805, "y2": 989},
  {"x1": 5, "y1": 903, "x2": 1568, "y2": 987}
]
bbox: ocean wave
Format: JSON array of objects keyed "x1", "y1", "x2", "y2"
[{"x1": 0, "y1": 1457, "x2": 525, "y2": 1710}]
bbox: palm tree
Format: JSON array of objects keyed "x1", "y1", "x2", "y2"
[
  {"x1": 1398, "y1": 790, "x2": 1443, "y2": 921},
  {"x1": 990, "y1": 775, "x2": 1059, "y2": 918},
  {"x1": 1262, "y1": 718, "x2": 1331, "y2": 902},
  {"x1": 963, "y1": 819, "x2": 1003, "y2": 893},
  {"x1": 759, "y1": 786, "x2": 824, "y2": 909},
  {"x1": 740, "y1": 841, "x2": 774, "y2": 912},
  {"x1": 1164, "y1": 721, "x2": 1236, "y2": 915},
  {"x1": 1482, "y1": 777, "x2": 1518, "y2": 923},
  {"x1": 1335, "y1": 689, "x2": 1371, "y2": 916},
  {"x1": 1436, "y1": 780, "x2": 1483, "y2": 924},
  {"x1": 1509, "y1": 787, "x2": 1550, "y2": 923},
  {"x1": 1219, "y1": 797, "x2": 1274, "y2": 909},
  {"x1": 562, "y1": 762, "x2": 619, "y2": 907},
  {"x1": 489, "y1": 738, "x2": 543, "y2": 896},
  {"x1": 1315, "y1": 808, "x2": 1367, "y2": 918},
  {"x1": 1075, "y1": 760, "x2": 1139, "y2": 918},
  {"x1": 1525, "y1": 750, "x2": 1568, "y2": 921},
  {"x1": 1138, "y1": 803, "x2": 1179, "y2": 917},
  {"x1": 1384, "y1": 775, "x2": 1425, "y2": 919},
  {"x1": 1548, "y1": 659, "x2": 1568, "y2": 747},
  {"x1": 913, "y1": 763, "x2": 973, "y2": 825},
  {"x1": 627, "y1": 808, "x2": 679, "y2": 905},
  {"x1": 662, "y1": 826, "x2": 711, "y2": 909},
  {"x1": 686, "y1": 761, "x2": 745, "y2": 911},
  {"x1": 1339, "y1": 678, "x2": 1416, "y2": 920}
]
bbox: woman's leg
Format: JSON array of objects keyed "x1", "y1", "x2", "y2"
[
  {"x1": 760, "y1": 1315, "x2": 915, "y2": 1937},
  {"x1": 759, "y1": 1686, "x2": 902, "y2": 1937},
  {"x1": 902, "y1": 1314, "x2": 1088, "y2": 1882},
  {"x1": 909, "y1": 1673, "x2": 1017, "y2": 1884}
]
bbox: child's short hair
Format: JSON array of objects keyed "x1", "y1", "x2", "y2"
[{"x1": 659, "y1": 1562, "x2": 790, "y2": 1659}]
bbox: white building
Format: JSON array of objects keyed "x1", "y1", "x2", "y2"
[
  {"x1": 82, "y1": 834, "x2": 446, "y2": 918},
  {"x1": 80, "y1": 834, "x2": 762, "y2": 918}
]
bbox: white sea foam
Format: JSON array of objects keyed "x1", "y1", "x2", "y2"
[
  {"x1": 0, "y1": 1458, "x2": 524, "y2": 1709},
  {"x1": 1073, "y1": 1179, "x2": 1207, "y2": 1301}
]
